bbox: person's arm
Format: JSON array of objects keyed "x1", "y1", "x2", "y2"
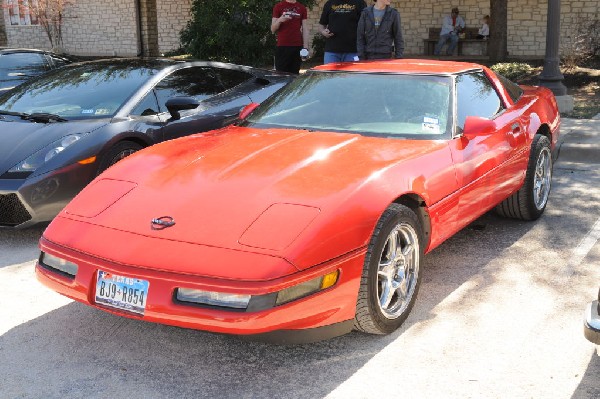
[
  {"x1": 458, "y1": 16, "x2": 466, "y2": 31},
  {"x1": 318, "y1": 3, "x2": 334, "y2": 37},
  {"x1": 271, "y1": 13, "x2": 292, "y2": 34},
  {"x1": 356, "y1": 11, "x2": 366, "y2": 59},
  {"x1": 393, "y1": 11, "x2": 404, "y2": 58},
  {"x1": 301, "y1": 19, "x2": 310, "y2": 50},
  {"x1": 319, "y1": 24, "x2": 334, "y2": 38}
]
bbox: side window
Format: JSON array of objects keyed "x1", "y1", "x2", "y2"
[
  {"x1": 456, "y1": 72, "x2": 504, "y2": 130},
  {"x1": 0, "y1": 53, "x2": 48, "y2": 78},
  {"x1": 131, "y1": 90, "x2": 160, "y2": 116},
  {"x1": 496, "y1": 73, "x2": 524, "y2": 104},
  {"x1": 154, "y1": 67, "x2": 224, "y2": 113},
  {"x1": 214, "y1": 68, "x2": 252, "y2": 90}
]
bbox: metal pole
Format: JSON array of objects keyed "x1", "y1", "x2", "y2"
[{"x1": 538, "y1": 0, "x2": 567, "y2": 95}]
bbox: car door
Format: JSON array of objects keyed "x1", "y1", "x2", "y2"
[
  {"x1": 448, "y1": 71, "x2": 526, "y2": 227},
  {"x1": 0, "y1": 52, "x2": 50, "y2": 91},
  {"x1": 153, "y1": 66, "x2": 254, "y2": 141}
]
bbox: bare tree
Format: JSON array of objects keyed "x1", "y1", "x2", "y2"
[{"x1": 33, "y1": 0, "x2": 71, "y2": 52}]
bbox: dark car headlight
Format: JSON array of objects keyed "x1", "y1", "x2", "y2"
[{"x1": 8, "y1": 134, "x2": 82, "y2": 173}]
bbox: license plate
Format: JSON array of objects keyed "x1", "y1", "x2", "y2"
[{"x1": 95, "y1": 270, "x2": 149, "y2": 315}]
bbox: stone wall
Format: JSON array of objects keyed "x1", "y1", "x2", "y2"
[
  {"x1": 156, "y1": 0, "x2": 192, "y2": 54},
  {"x1": 305, "y1": 0, "x2": 599, "y2": 57},
  {"x1": 1, "y1": 0, "x2": 597, "y2": 58},
  {"x1": 0, "y1": 4, "x2": 7, "y2": 46}
]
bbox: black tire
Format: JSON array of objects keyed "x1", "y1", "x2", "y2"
[
  {"x1": 97, "y1": 141, "x2": 143, "y2": 175},
  {"x1": 354, "y1": 203, "x2": 424, "y2": 335},
  {"x1": 495, "y1": 135, "x2": 552, "y2": 221}
]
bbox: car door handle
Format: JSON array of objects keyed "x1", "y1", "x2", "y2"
[{"x1": 511, "y1": 122, "x2": 521, "y2": 133}]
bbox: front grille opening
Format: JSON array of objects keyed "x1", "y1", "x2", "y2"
[{"x1": 0, "y1": 193, "x2": 32, "y2": 226}]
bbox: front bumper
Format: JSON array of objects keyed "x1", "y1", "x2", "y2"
[
  {"x1": 0, "y1": 161, "x2": 97, "y2": 228},
  {"x1": 36, "y1": 238, "x2": 365, "y2": 342},
  {"x1": 584, "y1": 300, "x2": 600, "y2": 345}
]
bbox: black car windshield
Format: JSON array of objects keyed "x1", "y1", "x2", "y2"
[
  {"x1": 0, "y1": 61, "x2": 160, "y2": 120},
  {"x1": 244, "y1": 71, "x2": 452, "y2": 138}
]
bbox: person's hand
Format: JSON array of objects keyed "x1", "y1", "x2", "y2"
[
  {"x1": 279, "y1": 13, "x2": 292, "y2": 23},
  {"x1": 321, "y1": 28, "x2": 334, "y2": 38}
]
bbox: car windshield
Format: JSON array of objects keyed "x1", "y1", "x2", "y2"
[
  {"x1": 244, "y1": 71, "x2": 453, "y2": 138},
  {"x1": 0, "y1": 61, "x2": 159, "y2": 120}
]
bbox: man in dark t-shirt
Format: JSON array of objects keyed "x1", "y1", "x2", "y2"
[
  {"x1": 271, "y1": 0, "x2": 310, "y2": 74},
  {"x1": 318, "y1": 0, "x2": 366, "y2": 64}
]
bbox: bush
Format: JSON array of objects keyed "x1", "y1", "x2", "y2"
[
  {"x1": 490, "y1": 62, "x2": 534, "y2": 81},
  {"x1": 561, "y1": 17, "x2": 600, "y2": 72},
  {"x1": 181, "y1": 0, "x2": 316, "y2": 67}
]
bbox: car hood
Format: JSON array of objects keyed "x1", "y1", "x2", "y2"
[
  {"x1": 0, "y1": 118, "x2": 108, "y2": 174},
  {"x1": 54, "y1": 126, "x2": 452, "y2": 271}
]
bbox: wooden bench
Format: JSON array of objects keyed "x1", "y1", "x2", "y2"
[{"x1": 424, "y1": 27, "x2": 488, "y2": 56}]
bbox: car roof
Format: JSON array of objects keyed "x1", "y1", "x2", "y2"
[{"x1": 312, "y1": 59, "x2": 483, "y2": 75}]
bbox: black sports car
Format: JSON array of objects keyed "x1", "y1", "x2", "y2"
[
  {"x1": 0, "y1": 58, "x2": 292, "y2": 228},
  {"x1": 0, "y1": 48, "x2": 72, "y2": 93}
]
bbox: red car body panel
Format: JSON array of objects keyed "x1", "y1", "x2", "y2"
[{"x1": 36, "y1": 60, "x2": 561, "y2": 339}]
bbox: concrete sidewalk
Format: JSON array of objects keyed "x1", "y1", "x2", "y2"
[{"x1": 559, "y1": 117, "x2": 600, "y2": 165}]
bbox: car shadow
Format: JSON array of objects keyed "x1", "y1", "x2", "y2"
[
  {"x1": 571, "y1": 349, "x2": 600, "y2": 399},
  {"x1": 0, "y1": 224, "x2": 46, "y2": 268}
]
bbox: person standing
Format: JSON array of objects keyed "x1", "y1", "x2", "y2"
[
  {"x1": 271, "y1": 0, "x2": 310, "y2": 74},
  {"x1": 356, "y1": 0, "x2": 404, "y2": 60},
  {"x1": 319, "y1": 0, "x2": 367, "y2": 64},
  {"x1": 433, "y1": 7, "x2": 465, "y2": 56}
]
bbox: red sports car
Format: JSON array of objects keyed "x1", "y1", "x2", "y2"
[{"x1": 36, "y1": 60, "x2": 560, "y2": 343}]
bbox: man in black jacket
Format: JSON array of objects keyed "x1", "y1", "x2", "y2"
[{"x1": 356, "y1": 0, "x2": 404, "y2": 60}]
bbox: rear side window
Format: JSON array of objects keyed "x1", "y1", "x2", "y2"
[
  {"x1": 0, "y1": 52, "x2": 48, "y2": 78},
  {"x1": 154, "y1": 67, "x2": 225, "y2": 112},
  {"x1": 496, "y1": 73, "x2": 524, "y2": 104},
  {"x1": 214, "y1": 68, "x2": 252, "y2": 90},
  {"x1": 456, "y1": 72, "x2": 504, "y2": 130}
]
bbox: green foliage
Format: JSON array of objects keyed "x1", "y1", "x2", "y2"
[
  {"x1": 181, "y1": 0, "x2": 316, "y2": 67},
  {"x1": 311, "y1": 33, "x2": 326, "y2": 60},
  {"x1": 490, "y1": 62, "x2": 534, "y2": 81}
]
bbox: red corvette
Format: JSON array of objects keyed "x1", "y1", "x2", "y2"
[{"x1": 36, "y1": 60, "x2": 560, "y2": 343}]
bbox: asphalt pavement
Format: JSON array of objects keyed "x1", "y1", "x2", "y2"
[{"x1": 0, "y1": 117, "x2": 599, "y2": 399}]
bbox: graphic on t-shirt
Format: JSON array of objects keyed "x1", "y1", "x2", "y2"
[{"x1": 331, "y1": 4, "x2": 357, "y2": 13}]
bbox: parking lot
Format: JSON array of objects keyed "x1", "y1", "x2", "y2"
[{"x1": 1, "y1": 118, "x2": 599, "y2": 399}]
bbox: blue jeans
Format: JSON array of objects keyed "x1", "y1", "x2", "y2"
[
  {"x1": 324, "y1": 52, "x2": 359, "y2": 64},
  {"x1": 434, "y1": 33, "x2": 459, "y2": 55}
]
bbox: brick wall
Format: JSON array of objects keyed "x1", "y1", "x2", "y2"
[
  {"x1": 156, "y1": 0, "x2": 192, "y2": 54},
  {"x1": 1, "y1": 0, "x2": 597, "y2": 58},
  {"x1": 306, "y1": 0, "x2": 599, "y2": 57}
]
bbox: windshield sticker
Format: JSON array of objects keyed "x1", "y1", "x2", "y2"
[
  {"x1": 95, "y1": 108, "x2": 110, "y2": 115},
  {"x1": 422, "y1": 116, "x2": 440, "y2": 133},
  {"x1": 81, "y1": 109, "x2": 95, "y2": 114}
]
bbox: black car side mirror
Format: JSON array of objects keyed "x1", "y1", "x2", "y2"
[
  {"x1": 165, "y1": 96, "x2": 200, "y2": 120},
  {"x1": 462, "y1": 116, "x2": 496, "y2": 139}
]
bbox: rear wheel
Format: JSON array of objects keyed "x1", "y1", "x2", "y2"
[
  {"x1": 495, "y1": 135, "x2": 552, "y2": 220},
  {"x1": 97, "y1": 141, "x2": 143, "y2": 175},
  {"x1": 354, "y1": 204, "x2": 424, "y2": 335}
]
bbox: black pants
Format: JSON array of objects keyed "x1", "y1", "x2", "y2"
[{"x1": 275, "y1": 46, "x2": 302, "y2": 74}]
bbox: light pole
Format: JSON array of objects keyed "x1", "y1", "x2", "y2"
[{"x1": 538, "y1": 0, "x2": 568, "y2": 96}]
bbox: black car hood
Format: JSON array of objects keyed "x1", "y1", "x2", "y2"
[{"x1": 0, "y1": 118, "x2": 108, "y2": 174}]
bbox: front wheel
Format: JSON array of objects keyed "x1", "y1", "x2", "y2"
[
  {"x1": 495, "y1": 135, "x2": 552, "y2": 220},
  {"x1": 354, "y1": 204, "x2": 424, "y2": 335},
  {"x1": 97, "y1": 141, "x2": 143, "y2": 175}
]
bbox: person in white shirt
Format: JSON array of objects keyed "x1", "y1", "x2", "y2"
[
  {"x1": 477, "y1": 15, "x2": 490, "y2": 39},
  {"x1": 433, "y1": 7, "x2": 465, "y2": 56}
]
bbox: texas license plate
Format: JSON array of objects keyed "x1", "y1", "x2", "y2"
[{"x1": 95, "y1": 270, "x2": 149, "y2": 315}]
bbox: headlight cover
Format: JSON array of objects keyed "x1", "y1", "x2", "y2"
[{"x1": 8, "y1": 134, "x2": 82, "y2": 173}]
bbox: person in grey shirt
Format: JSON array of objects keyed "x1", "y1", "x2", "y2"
[{"x1": 356, "y1": 0, "x2": 404, "y2": 60}]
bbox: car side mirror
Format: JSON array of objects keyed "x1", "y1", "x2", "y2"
[
  {"x1": 239, "y1": 102, "x2": 260, "y2": 120},
  {"x1": 462, "y1": 116, "x2": 496, "y2": 139},
  {"x1": 165, "y1": 96, "x2": 200, "y2": 120}
]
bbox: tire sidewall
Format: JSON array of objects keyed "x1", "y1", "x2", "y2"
[
  {"x1": 365, "y1": 204, "x2": 424, "y2": 334},
  {"x1": 524, "y1": 135, "x2": 552, "y2": 219}
]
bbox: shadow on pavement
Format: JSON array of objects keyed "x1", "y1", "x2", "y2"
[
  {"x1": 572, "y1": 349, "x2": 600, "y2": 399},
  {"x1": 0, "y1": 224, "x2": 46, "y2": 268}
]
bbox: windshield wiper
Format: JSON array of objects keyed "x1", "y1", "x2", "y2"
[
  {"x1": 22, "y1": 113, "x2": 68, "y2": 123},
  {"x1": 0, "y1": 110, "x2": 67, "y2": 123}
]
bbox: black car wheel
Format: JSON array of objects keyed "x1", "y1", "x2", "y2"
[
  {"x1": 495, "y1": 135, "x2": 552, "y2": 221},
  {"x1": 98, "y1": 141, "x2": 143, "y2": 175},
  {"x1": 354, "y1": 203, "x2": 424, "y2": 335}
]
